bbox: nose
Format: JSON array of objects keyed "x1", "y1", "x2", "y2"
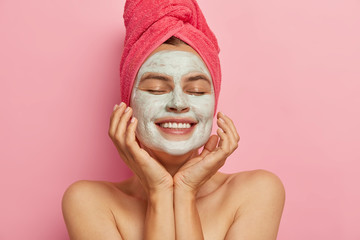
[{"x1": 166, "y1": 89, "x2": 190, "y2": 113}]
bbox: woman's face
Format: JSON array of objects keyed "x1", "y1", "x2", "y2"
[{"x1": 130, "y1": 44, "x2": 215, "y2": 155}]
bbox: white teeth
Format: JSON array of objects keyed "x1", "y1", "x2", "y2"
[{"x1": 159, "y1": 122, "x2": 192, "y2": 129}]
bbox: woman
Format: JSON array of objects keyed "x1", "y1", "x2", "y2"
[{"x1": 62, "y1": 1, "x2": 285, "y2": 239}]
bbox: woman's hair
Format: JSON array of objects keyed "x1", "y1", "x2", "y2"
[{"x1": 163, "y1": 36, "x2": 189, "y2": 46}]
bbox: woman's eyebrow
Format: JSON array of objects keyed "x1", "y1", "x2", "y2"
[
  {"x1": 185, "y1": 74, "x2": 211, "y2": 84},
  {"x1": 140, "y1": 73, "x2": 171, "y2": 82}
]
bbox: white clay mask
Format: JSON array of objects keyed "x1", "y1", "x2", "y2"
[{"x1": 130, "y1": 50, "x2": 215, "y2": 155}]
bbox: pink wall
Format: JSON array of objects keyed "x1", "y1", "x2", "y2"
[{"x1": 1, "y1": 0, "x2": 359, "y2": 239}]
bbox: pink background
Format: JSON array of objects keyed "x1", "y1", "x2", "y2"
[{"x1": 1, "y1": 0, "x2": 359, "y2": 239}]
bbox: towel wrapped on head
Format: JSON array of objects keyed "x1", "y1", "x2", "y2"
[{"x1": 120, "y1": 0, "x2": 221, "y2": 112}]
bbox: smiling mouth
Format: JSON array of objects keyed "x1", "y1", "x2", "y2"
[
  {"x1": 157, "y1": 122, "x2": 195, "y2": 129},
  {"x1": 154, "y1": 118, "x2": 197, "y2": 139}
]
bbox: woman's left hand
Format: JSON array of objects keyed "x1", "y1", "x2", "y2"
[{"x1": 173, "y1": 112, "x2": 240, "y2": 194}]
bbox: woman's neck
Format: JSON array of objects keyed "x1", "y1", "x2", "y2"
[
  {"x1": 141, "y1": 144, "x2": 199, "y2": 176},
  {"x1": 125, "y1": 145, "x2": 225, "y2": 201}
]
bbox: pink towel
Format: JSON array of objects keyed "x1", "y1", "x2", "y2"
[{"x1": 120, "y1": 0, "x2": 221, "y2": 112}]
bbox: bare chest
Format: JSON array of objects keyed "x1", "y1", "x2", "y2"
[{"x1": 112, "y1": 193, "x2": 236, "y2": 240}]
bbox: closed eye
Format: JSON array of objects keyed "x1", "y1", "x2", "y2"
[
  {"x1": 147, "y1": 90, "x2": 167, "y2": 94},
  {"x1": 187, "y1": 91, "x2": 206, "y2": 96}
]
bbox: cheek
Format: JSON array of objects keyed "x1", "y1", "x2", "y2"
[
  {"x1": 132, "y1": 91, "x2": 169, "y2": 120},
  {"x1": 189, "y1": 95, "x2": 215, "y2": 119}
]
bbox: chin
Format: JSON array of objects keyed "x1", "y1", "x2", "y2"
[
  {"x1": 161, "y1": 147, "x2": 196, "y2": 156},
  {"x1": 144, "y1": 137, "x2": 208, "y2": 156}
]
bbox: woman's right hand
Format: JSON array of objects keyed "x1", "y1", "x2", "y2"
[{"x1": 108, "y1": 102, "x2": 173, "y2": 195}]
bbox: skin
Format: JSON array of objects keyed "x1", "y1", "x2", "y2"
[
  {"x1": 130, "y1": 50, "x2": 215, "y2": 156},
  {"x1": 62, "y1": 43, "x2": 286, "y2": 240}
]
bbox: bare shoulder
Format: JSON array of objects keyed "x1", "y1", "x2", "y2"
[
  {"x1": 224, "y1": 169, "x2": 286, "y2": 207},
  {"x1": 62, "y1": 180, "x2": 124, "y2": 240},
  {"x1": 63, "y1": 179, "x2": 118, "y2": 197},
  {"x1": 227, "y1": 169, "x2": 285, "y2": 196},
  {"x1": 62, "y1": 180, "x2": 122, "y2": 211},
  {"x1": 222, "y1": 169, "x2": 286, "y2": 240}
]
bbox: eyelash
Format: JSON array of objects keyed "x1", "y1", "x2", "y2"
[
  {"x1": 146, "y1": 90, "x2": 206, "y2": 96},
  {"x1": 188, "y1": 91, "x2": 206, "y2": 96},
  {"x1": 147, "y1": 90, "x2": 166, "y2": 94}
]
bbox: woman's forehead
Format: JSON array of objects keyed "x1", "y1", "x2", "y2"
[
  {"x1": 134, "y1": 44, "x2": 213, "y2": 88},
  {"x1": 141, "y1": 50, "x2": 209, "y2": 73}
]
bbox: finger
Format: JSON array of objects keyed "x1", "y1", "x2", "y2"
[
  {"x1": 125, "y1": 117, "x2": 154, "y2": 164},
  {"x1": 218, "y1": 112, "x2": 240, "y2": 142},
  {"x1": 108, "y1": 102, "x2": 126, "y2": 137},
  {"x1": 115, "y1": 106, "x2": 133, "y2": 135},
  {"x1": 207, "y1": 148, "x2": 228, "y2": 168},
  {"x1": 217, "y1": 112, "x2": 237, "y2": 140},
  {"x1": 123, "y1": 117, "x2": 141, "y2": 163},
  {"x1": 199, "y1": 128, "x2": 232, "y2": 172},
  {"x1": 217, "y1": 117, "x2": 239, "y2": 153},
  {"x1": 200, "y1": 135, "x2": 219, "y2": 158},
  {"x1": 197, "y1": 146, "x2": 228, "y2": 174},
  {"x1": 125, "y1": 117, "x2": 142, "y2": 157},
  {"x1": 114, "y1": 106, "x2": 133, "y2": 150},
  {"x1": 118, "y1": 117, "x2": 144, "y2": 171},
  {"x1": 216, "y1": 128, "x2": 230, "y2": 154},
  {"x1": 217, "y1": 117, "x2": 237, "y2": 143}
]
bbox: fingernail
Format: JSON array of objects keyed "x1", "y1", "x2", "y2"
[
  {"x1": 218, "y1": 117, "x2": 225, "y2": 123},
  {"x1": 119, "y1": 102, "x2": 124, "y2": 107},
  {"x1": 125, "y1": 107, "x2": 130, "y2": 113},
  {"x1": 113, "y1": 104, "x2": 118, "y2": 110},
  {"x1": 131, "y1": 117, "x2": 135, "y2": 123}
]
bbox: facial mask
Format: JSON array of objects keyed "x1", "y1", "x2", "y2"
[{"x1": 130, "y1": 50, "x2": 215, "y2": 155}]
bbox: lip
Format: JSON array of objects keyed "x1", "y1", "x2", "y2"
[
  {"x1": 154, "y1": 117, "x2": 197, "y2": 140},
  {"x1": 154, "y1": 117, "x2": 198, "y2": 125}
]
